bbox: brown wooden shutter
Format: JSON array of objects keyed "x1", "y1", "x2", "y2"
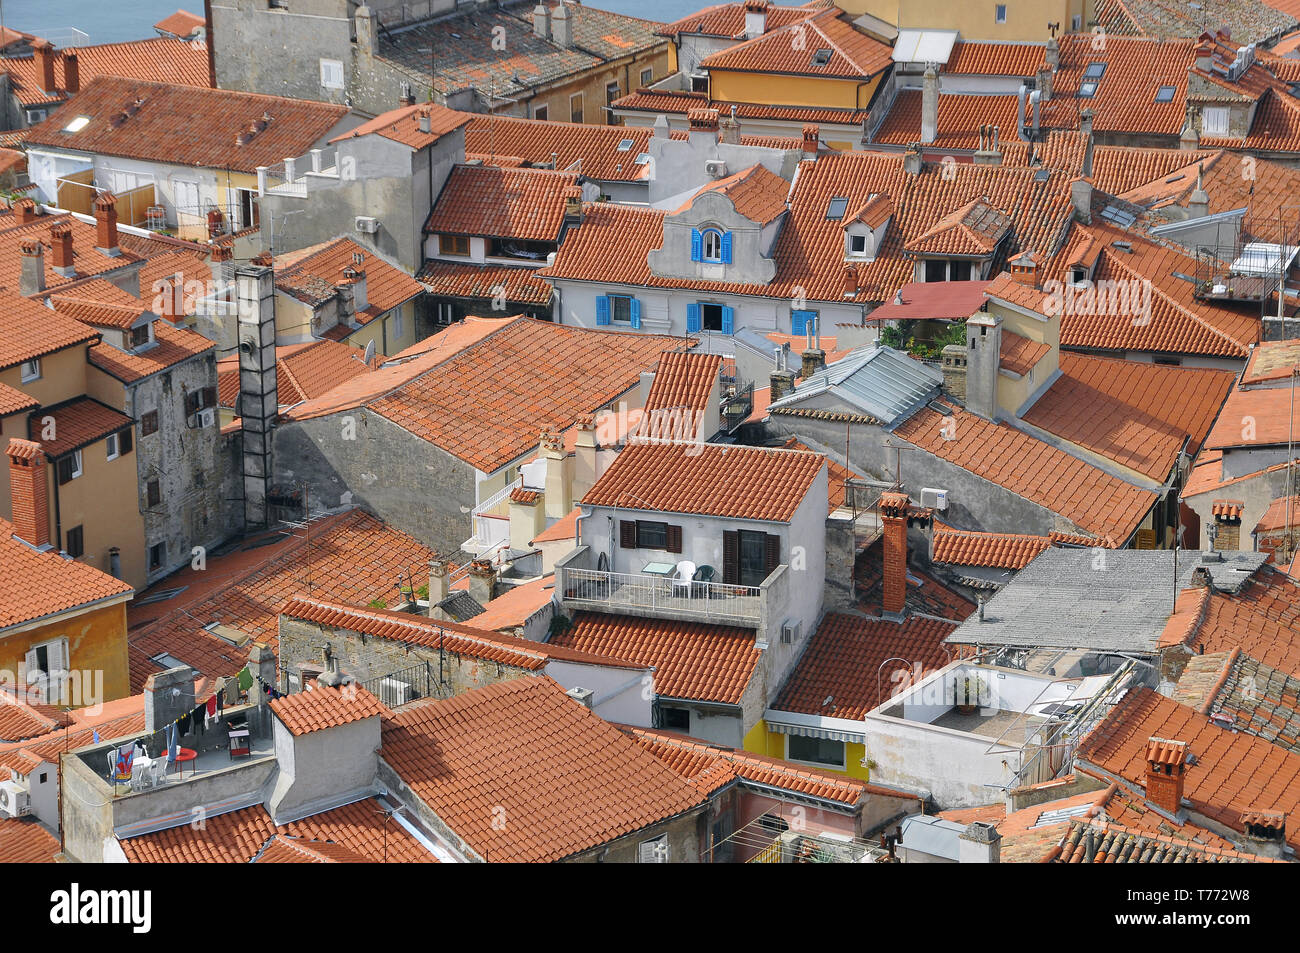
[
  {"x1": 666, "y1": 524, "x2": 683, "y2": 554},
  {"x1": 620, "y1": 520, "x2": 637, "y2": 548},
  {"x1": 202, "y1": 386, "x2": 217, "y2": 409},
  {"x1": 765, "y1": 534, "x2": 781, "y2": 574},
  {"x1": 118, "y1": 427, "x2": 133, "y2": 455},
  {"x1": 57, "y1": 457, "x2": 73, "y2": 485},
  {"x1": 723, "y1": 530, "x2": 739, "y2": 584}
]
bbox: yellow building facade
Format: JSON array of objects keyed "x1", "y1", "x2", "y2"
[{"x1": 836, "y1": 0, "x2": 1093, "y2": 43}]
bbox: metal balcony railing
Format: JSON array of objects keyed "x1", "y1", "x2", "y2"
[{"x1": 560, "y1": 567, "x2": 763, "y2": 626}]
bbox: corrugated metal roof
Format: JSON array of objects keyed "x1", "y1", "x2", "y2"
[{"x1": 770, "y1": 345, "x2": 943, "y2": 425}]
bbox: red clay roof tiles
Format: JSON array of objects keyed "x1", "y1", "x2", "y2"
[
  {"x1": 932, "y1": 526, "x2": 1052, "y2": 569},
  {"x1": 699, "y1": 8, "x2": 892, "y2": 79},
  {"x1": 425, "y1": 165, "x2": 581, "y2": 241},
  {"x1": 415, "y1": 260, "x2": 553, "y2": 305},
  {"x1": 269, "y1": 684, "x2": 390, "y2": 736},
  {"x1": 0, "y1": 516, "x2": 133, "y2": 632},
  {"x1": 26, "y1": 396, "x2": 132, "y2": 458},
  {"x1": 1, "y1": 37, "x2": 210, "y2": 108},
  {"x1": 275, "y1": 237, "x2": 423, "y2": 322},
  {"x1": 0, "y1": 818, "x2": 59, "y2": 862}
]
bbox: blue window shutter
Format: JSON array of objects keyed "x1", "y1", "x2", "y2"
[
  {"x1": 690, "y1": 229, "x2": 703, "y2": 262},
  {"x1": 721, "y1": 305, "x2": 735, "y2": 335},
  {"x1": 686, "y1": 303, "x2": 702, "y2": 333},
  {"x1": 630, "y1": 298, "x2": 641, "y2": 329},
  {"x1": 721, "y1": 231, "x2": 733, "y2": 264},
  {"x1": 791, "y1": 310, "x2": 810, "y2": 336},
  {"x1": 596, "y1": 295, "x2": 610, "y2": 326}
]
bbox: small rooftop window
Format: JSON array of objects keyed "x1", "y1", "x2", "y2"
[
  {"x1": 1083, "y1": 62, "x2": 1107, "y2": 80},
  {"x1": 617, "y1": 137, "x2": 634, "y2": 151},
  {"x1": 633, "y1": 152, "x2": 652, "y2": 165},
  {"x1": 1155, "y1": 85, "x2": 1176, "y2": 102},
  {"x1": 811, "y1": 48, "x2": 833, "y2": 67},
  {"x1": 826, "y1": 196, "x2": 849, "y2": 220},
  {"x1": 62, "y1": 115, "x2": 90, "y2": 133},
  {"x1": 150, "y1": 652, "x2": 189, "y2": 671},
  {"x1": 1078, "y1": 80, "x2": 1099, "y2": 98}
]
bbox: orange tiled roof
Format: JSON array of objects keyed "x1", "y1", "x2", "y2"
[
  {"x1": 1242, "y1": 339, "x2": 1300, "y2": 385},
  {"x1": 872, "y1": 90, "x2": 1023, "y2": 151},
  {"x1": 1190, "y1": 567, "x2": 1300, "y2": 674},
  {"x1": 1255, "y1": 495, "x2": 1300, "y2": 533},
  {"x1": 533, "y1": 507, "x2": 579, "y2": 544},
  {"x1": 0, "y1": 516, "x2": 133, "y2": 631},
  {"x1": 894, "y1": 398, "x2": 1157, "y2": 544},
  {"x1": 904, "y1": 198, "x2": 1011, "y2": 257},
  {"x1": 932, "y1": 526, "x2": 1052, "y2": 569},
  {"x1": 275, "y1": 236, "x2": 423, "y2": 323},
  {"x1": 0, "y1": 382, "x2": 37, "y2": 418},
  {"x1": 466, "y1": 113, "x2": 656, "y2": 182},
  {"x1": 119, "y1": 797, "x2": 434, "y2": 862},
  {"x1": 0, "y1": 818, "x2": 59, "y2": 862},
  {"x1": 24, "y1": 76, "x2": 347, "y2": 174},
  {"x1": 553, "y1": 611, "x2": 760, "y2": 704},
  {"x1": 612, "y1": 88, "x2": 869, "y2": 127},
  {"x1": 943, "y1": 41, "x2": 1045, "y2": 76},
  {"x1": 657, "y1": 1, "x2": 815, "y2": 39},
  {"x1": 1206, "y1": 386, "x2": 1300, "y2": 449},
  {"x1": 425, "y1": 165, "x2": 581, "y2": 241},
  {"x1": 699, "y1": 8, "x2": 891, "y2": 79},
  {"x1": 0, "y1": 214, "x2": 141, "y2": 294},
  {"x1": 49, "y1": 293, "x2": 147, "y2": 330},
  {"x1": 216, "y1": 340, "x2": 374, "y2": 409},
  {"x1": 1091, "y1": 145, "x2": 1219, "y2": 197},
  {"x1": 26, "y1": 397, "x2": 132, "y2": 458},
  {"x1": 1020, "y1": 353, "x2": 1236, "y2": 482},
  {"x1": 87, "y1": 322, "x2": 213, "y2": 384},
  {"x1": 1057, "y1": 819, "x2": 1272, "y2": 862},
  {"x1": 679, "y1": 163, "x2": 789, "y2": 225},
  {"x1": 0, "y1": 37, "x2": 210, "y2": 108},
  {"x1": 781, "y1": 436, "x2": 863, "y2": 514},
  {"x1": 415, "y1": 260, "x2": 552, "y2": 305},
  {"x1": 251, "y1": 834, "x2": 370, "y2": 863},
  {"x1": 154, "y1": 10, "x2": 206, "y2": 37},
  {"x1": 330, "y1": 102, "x2": 470, "y2": 150},
  {"x1": 998, "y1": 329, "x2": 1050, "y2": 376},
  {"x1": 641, "y1": 350, "x2": 722, "y2": 418},
  {"x1": 379, "y1": 677, "x2": 705, "y2": 862},
  {"x1": 583, "y1": 440, "x2": 823, "y2": 522},
  {"x1": 269, "y1": 684, "x2": 390, "y2": 736},
  {"x1": 1212, "y1": 499, "x2": 1246, "y2": 519},
  {"x1": 0, "y1": 700, "x2": 57, "y2": 743}
]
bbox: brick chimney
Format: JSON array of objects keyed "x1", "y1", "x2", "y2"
[
  {"x1": 94, "y1": 192, "x2": 119, "y2": 256},
  {"x1": 468, "y1": 558, "x2": 497, "y2": 606},
  {"x1": 801, "y1": 124, "x2": 819, "y2": 159},
  {"x1": 19, "y1": 239, "x2": 44, "y2": 296},
  {"x1": 33, "y1": 40, "x2": 56, "y2": 96},
  {"x1": 879, "y1": 491, "x2": 910, "y2": 617},
  {"x1": 1239, "y1": 810, "x2": 1287, "y2": 860},
  {"x1": 1195, "y1": 39, "x2": 1214, "y2": 73},
  {"x1": 49, "y1": 222, "x2": 74, "y2": 277},
  {"x1": 63, "y1": 51, "x2": 79, "y2": 94},
  {"x1": 14, "y1": 197, "x2": 37, "y2": 225},
  {"x1": 1144, "y1": 737, "x2": 1188, "y2": 816},
  {"x1": 7, "y1": 439, "x2": 50, "y2": 548},
  {"x1": 1008, "y1": 249, "x2": 1038, "y2": 287}
]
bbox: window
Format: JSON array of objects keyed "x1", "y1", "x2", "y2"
[
  {"x1": 691, "y1": 74, "x2": 708, "y2": 93},
  {"x1": 701, "y1": 303, "x2": 725, "y2": 332},
  {"x1": 723, "y1": 529, "x2": 778, "y2": 587},
  {"x1": 147, "y1": 479, "x2": 161, "y2": 508},
  {"x1": 1155, "y1": 85, "x2": 1176, "y2": 103},
  {"x1": 1083, "y1": 62, "x2": 1107, "y2": 80},
  {"x1": 703, "y1": 229, "x2": 723, "y2": 262},
  {"x1": 826, "y1": 196, "x2": 849, "y2": 220},
  {"x1": 106, "y1": 433, "x2": 119, "y2": 461},
  {"x1": 56, "y1": 451, "x2": 82, "y2": 485},
  {"x1": 638, "y1": 835, "x2": 669, "y2": 863},
  {"x1": 440, "y1": 234, "x2": 470, "y2": 257},
  {"x1": 569, "y1": 92, "x2": 584, "y2": 124},
  {"x1": 62, "y1": 115, "x2": 90, "y2": 133},
  {"x1": 848, "y1": 233, "x2": 868, "y2": 256},
  {"x1": 320, "y1": 58, "x2": 344, "y2": 89},
  {"x1": 184, "y1": 387, "x2": 217, "y2": 416},
  {"x1": 619, "y1": 519, "x2": 682, "y2": 552},
  {"x1": 150, "y1": 652, "x2": 189, "y2": 670},
  {"x1": 605, "y1": 80, "x2": 620, "y2": 104},
  {"x1": 596, "y1": 295, "x2": 641, "y2": 328},
  {"x1": 149, "y1": 542, "x2": 166, "y2": 572},
  {"x1": 1078, "y1": 81, "x2": 1099, "y2": 98},
  {"x1": 995, "y1": 4, "x2": 1007, "y2": 23},
  {"x1": 686, "y1": 302, "x2": 734, "y2": 334},
  {"x1": 25, "y1": 638, "x2": 68, "y2": 704},
  {"x1": 1202, "y1": 106, "x2": 1230, "y2": 136},
  {"x1": 640, "y1": 67, "x2": 653, "y2": 87},
  {"x1": 787, "y1": 734, "x2": 846, "y2": 769},
  {"x1": 612, "y1": 295, "x2": 635, "y2": 324},
  {"x1": 924, "y1": 259, "x2": 947, "y2": 282},
  {"x1": 660, "y1": 707, "x2": 690, "y2": 731},
  {"x1": 811, "y1": 48, "x2": 832, "y2": 67},
  {"x1": 141, "y1": 410, "x2": 159, "y2": 437},
  {"x1": 1072, "y1": 14, "x2": 1082, "y2": 30},
  {"x1": 65, "y1": 525, "x2": 84, "y2": 558},
  {"x1": 20, "y1": 359, "x2": 40, "y2": 382},
  {"x1": 533, "y1": 103, "x2": 548, "y2": 121},
  {"x1": 950, "y1": 260, "x2": 973, "y2": 281},
  {"x1": 791, "y1": 309, "x2": 818, "y2": 336},
  {"x1": 1070, "y1": 266, "x2": 1087, "y2": 286},
  {"x1": 130, "y1": 324, "x2": 151, "y2": 349},
  {"x1": 636, "y1": 520, "x2": 668, "y2": 550}
]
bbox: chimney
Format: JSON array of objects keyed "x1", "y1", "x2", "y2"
[
  {"x1": 237, "y1": 265, "x2": 278, "y2": 529},
  {"x1": 1195, "y1": 40, "x2": 1214, "y2": 73},
  {"x1": 207, "y1": 205, "x2": 225, "y2": 238},
  {"x1": 399, "y1": 83, "x2": 415, "y2": 107},
  {"x1": 718, "y1": 106, "x2": 741, "y2": 145},
  {"x1": 743, "y1": 0, "x2": 768, "y2": 39},
  {"x1": 965, "y1": 311, "x2": 1001, "y2": 420},
  {"x1": 1070, "y1": 176, "x2": 1092, "y2": 224},
  {"x1": 355, "y1": 4, "x2": 378, "y2": 60},
  {"x1": 879, "y1": 490, "x2": 910, "y2": 617},
  {"x1": 249, "y1": 642, "x2": 277, "y2": 708},
  {"x1": 541, "y1": 429, "x2": 572, "y2": 519},
  {"x1": 573, "y1": 414, "x2": 599, "y2": 499},
  {"x1": 1045, "y1": 36, "x2": 1059, "y2": 70},
  {"x1": 1180, "y1": 106, "x2": 1200, "y2": 150},
  {"x1": 973, "y1": 124, "x2": 1002, "y2": 166},
  {"x1": 551, "y1": 2, "x2": 572, "y2": 49},
  {"x1": 34, "y1": 40, "x2": 56, "y2": 96},
  {"x1": 1009, "y1": 249, "x2": 1037, "y2": 287},
  {"x1": 957, "y1": 821, "x2": 1001, "y2": 863},
  {"x1": 770, "y1": 366, "x2": 796, "y2": 402},
  {"x1": 49, "y1": 222, "x2": 74, "y2": 277},
  {"x1": 155, "y1": 276, "x2": 182, "y2": 321},
  {"x1": 19, "y1": 239, "x2": 44, "y2": 296},
  {"x1": 940, "y1": 344, "x2": 967, "y2": 401},
  {"x1": 1239, "y1": 810, "x2": 1287, "y2": 861},
  {"x1": 143, "y1": 665, "x2": 195, "y2": 734},
  {"x1": 468, "y1": 558, "x2": 497, "y2": 606},
  {"x1": 533, "y1": 2, "x2": 551, "y2": 39},
  {"x1": 418, "y1": 108, "x2": 432, "y2": 134},
  {"x1": 903, "y1": 142, "x2": 922, "y2": 175},
  {"x1": 566, "y1": 686, "x2": 595, "y2": 709},
  {"x1": 427, "y1": 558, "x2": 451, "y2": 614},
  {"x1": 63, "y1": 51, "x2": 79, "y2": 94},
  {"x1": 801, "y1": 124, "x2": 819, "y2": 159},
  {"x1": 1188, "y1": 161, "x2": 1210, "y2": 218},
  {"x1": 1144, "y1": 737, "x2": 1188, "y2": 817},
  {"x1": 688, "y1": 107, "x2": 719, "y2": 148},
  {"x1": 801, "y1": 347, "x2": 826, "y2": 378},
  {"x1": 1036, "y1": 65, "x2": 1052, "y2": 102},
  {"x1": 14, "y1": 197, "x2": 37, "y2": 225},
  {"x1": 6, "y1": 439, "x2": 50, "y2": 548},
  {"x1": 563, "y1": 194, "x2": 583, "y2": 227},
  {"x1": 342, "y1": 266, "x2": 368, "y2": 312},
  {"x1": 921, "y1": 64, "x2": 939, "y2": 144},
  {"x1": 93, "y1": 192, "x2": 119, "y2": 256}
]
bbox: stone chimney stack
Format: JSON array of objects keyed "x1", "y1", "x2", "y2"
[
  {"x1": 572, "y1": 414, "x2": 599, "y2": 500},
  {"x1": 144, "y1": 666, "x2": 195, "y2": 734},
  {"x1": 533, "y1": 2, "x2": 552, "y2": 39},
  {"x1": 718, "y1": 107, "x2": 741, "y2": 145},
  {"x1": 879, "y1": 491, "x2": 910, "y2": 617},
  {"x1": 1239, "y1": 810, "x2": 1287, "y2": 860},
  {"x1": 1045, "y1": 35, "x2": 1059, "y2": 70},
  {"x1": 972, "y1": 124, "x2": 1003, "y2": 165},
  {"x1": 965, "y1": 310, "x2": 1002, "y2": 420},
  {"x1": 1144, "y1": 737, "x2": 1188, "y2": 817},
  {"x1": 355, "y1": 4, "x2": 378, "y2": 60},
  {"x1": 903, "y1": 142, "x2": 923, "y2": 175},
  {"x1": 6, "y1": 439, "x2": 50, "y2": 548},
  {"x1": 1080, "y1": 107, "x2": 1095, "y2": 177},
  {"x1": 94, "y1": 192, "x2": 120, "y2": 256},
  {"x1": 49, "y1": 222, "x2": 74, "y2": 277},
  {"x1": 19, "y1": 239, "x2": 44, "y2": 296},
  {"x1": 1188, "y1": 162, "x2": 1210, "y2": 218},
  {"x1": 921, "y1": 64, "x2": 939, "y2": 144},
  {"x1": 1180, "y1": 106, "x2": 1200, "y2": 150},
  {"x1": 552, "y1": 2, "x2": 573, "y2": 49},
  {"x1": 941, "y1": 344, "x2": 967, "y2": 401},
  {"x1": 1070, "y1": 176, "x2": 1092, "y2": 224},
  {"x1": 541, "y1": 429, "x2": 572, "y2": 519},
  {"x1": 237, "y1": 265, "x2": 278, "y2": 530},
  {"x1": 64, "y1": 51, "x2": 79, "y2": 94},
  {"x1": 426, "y1": 558, "x2": 451, "y2": 614},
  {"x1": 743, "y1": 0, "x2": 768, "y2": 39},
  {"x1": 468, "y1": 558, "x2": 497, "y2": 606},
  {"x1": 958, "y1": 822, "x2": 1002, "y2": 863}
]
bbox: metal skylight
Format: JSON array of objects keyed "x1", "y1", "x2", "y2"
[
  {"x1": 826, "y1": 196, "x2": 849, "y2": 220},
  {"x1": 62, "y1": 115, "x2": 90, "y2": 132}
]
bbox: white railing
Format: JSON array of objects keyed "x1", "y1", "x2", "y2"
[
  {"x1": 471, "y1": 477, "x2": 522, "y2": 549},
  {"x1": 560, "y1": 567, "x2": 763, "y2": 625}
]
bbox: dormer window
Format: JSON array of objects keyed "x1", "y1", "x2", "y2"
[
  {"x1": 1069, "y1": 266, "x2": 1088, "y2": 286},
  {"x1": 130, "y1": 323, "x2": 153, "y2": 350},
  {"x1": 849, "y1": 234, "x2": 868, "y2": 257},
  {"x1": 691, "y1": 227, "x2": 731, "y2": 264}
]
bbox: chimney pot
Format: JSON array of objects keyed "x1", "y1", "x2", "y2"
[
  {"x1": 19, "y1": 239, "x2": 44, "y2": 296},
  {"x1": 1144, "y1": 736, "x2": 1188, "y2": 817},
  {"x1": 6, "y1": 439, "x2": 50, "y2": 548},
  {"x1": 879, "y1": 491, "x2": 910, "y2": 616},
  {"x1": 14, "y1": 197, "x2": 37, "y2": 225},
  {"x1": 49, "y1": 222, "x2": 74, "y2": 276},
  {"x1": 802, "y1": 124, "x2": 819, "y2": 156},
  {"x1": 64, "y1": 51, "x2": 80, "y2": 94},
  {"x1": 93, "y1": 192, "x2": 120, "y2": 255}
]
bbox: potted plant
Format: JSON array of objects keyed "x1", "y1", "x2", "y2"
[{"x1": 956, "y1": 674, "x2": 987, "y2": 715}]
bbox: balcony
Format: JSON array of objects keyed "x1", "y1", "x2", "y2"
[{"x1": 556, "y1": 546, "x2": 788, "y2": 629}]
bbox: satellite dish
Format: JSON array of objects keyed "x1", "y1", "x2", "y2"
[{"x1": 362, "y1": 339, "x2": 376, "y2": 365}]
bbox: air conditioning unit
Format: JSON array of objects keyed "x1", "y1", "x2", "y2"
[
  {"x1": 780, "y1": 619, "x2": 801, "y2": 644},
  {"x1": 378, "y1": 677, "x2": 414, "y2": 708},
  {"x1": 197, "y1": 407, "x2": 215, "y2": 428},
  {"x1": 919, "y1": 487, "x2": 949, "y2": 511},
  {"x1": 0, "y1": 779, "x2": 31, "y2": 818},
  {"x1": 354, "y1": 215, "x2": 380, "y2": 234},
  {"x1": 704, "y1": 159, "x2": 728, "y2": 178}
]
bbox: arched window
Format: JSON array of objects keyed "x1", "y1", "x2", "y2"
[{"x1": 702, "y1": 228, "x2": 723, "y2": 262}]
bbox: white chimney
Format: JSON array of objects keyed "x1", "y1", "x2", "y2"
[{"x1": 743, "y1": 0, "x2": 768, "y2": 39}]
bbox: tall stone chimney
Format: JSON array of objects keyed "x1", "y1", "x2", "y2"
[
  {"x1": 718, "y1": 107, "x2": 741, "y2": 145},
  {"x1": 965, "y1": 311, "x2": 1002, "y2": 420},
  {"x1": 1188, "y1": 162, "x2": 1210, "y2": 218},
  {"x1": 355, "y1": 4, "x2": 378, "y2": 60},
  {"x1": 958, "y1": 822, "x2": 1001, "y2": 863},
  {"x1": 19, "y1": 240, "x2": 44, "y2": 297},
  {"x1": 427, "y1": 558, "x2": 450, "y2": 615},
  {"x1": 940, "y1": 344, "x2": 967, "y2": 401},
  {"x1": 94, "y1": 192, "x2": 120, "y2": 256},
  {"x1": 921, "y1": 64, "x2": 939, "y2": 144},
  {"x1": 903, "y1": 142, "x2": 922, "y2": 175},
  {"x1": 1070, "y1": 176, "x2": 1092, "y2": 225},
  {"x1": 1144, "y1": 737, "x2": 1188, "y2": 816},
  {"x1": 879, "y1": 491, "x2": 910, "y2": 617},
  {"x1": 552, "y1": 2, "x2": 572, "y2": 49},
  {"x1": 6, "y1": 439, "x2": 50, "y2": 548},
  {"x1": 572, "y1": 414, "x2": 599, "y2": 500},
  {"x1": 743, "y1": 0, "x2": 768, "y2": 39},
  {"x1": 236, "y1": 265, "x2": 278, "y2": 529},
  {"x1": 533, "y1": 2, "x2": 551, "y2": 38},
  {"x1": 541, "y1": 429, "x2": 572, "y2": 519},
  {"x1": 468, "y1": 558, "x2": 497, "y2": 606}
]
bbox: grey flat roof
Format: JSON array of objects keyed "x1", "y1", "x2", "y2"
[
  {"x1": 947, "y1": 548, "x2": 1270, "y2": 653},
  {"x1": 769, "y1": 344, "x2": 943, "y2": 425},
  {"x1": 899, "y1": 814, "x2": 965, "y2": 860}
]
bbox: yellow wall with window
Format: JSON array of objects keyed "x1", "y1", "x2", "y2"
[
  {"x1": 743, "y1": 719, "x2": 873, "y2": 781},
  {"x1": 833, "y1": 0, "x2": 1089, "y2": 43},
  {"x1": 708, "y1": 70, "x2": 882, "y2": 111},
  {"x1": 0, "y1": 599, "x2": 132, "y2": 706}
]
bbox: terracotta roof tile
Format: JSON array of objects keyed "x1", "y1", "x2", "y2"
[
  {"x1": 657, "y1": 1, "x2": 815, "y2": 40},
  {"x1": 1242, "y1": 340, "x2": 1300, "y2": 385},
  {"x1": 216, "y1": 340, "x2": 373, "y2": 409},
  {"x1": 552, "y1": 611, "x2": 760, "y2": 704},
  {"x1": 699, "y1": 8, "x2": 892, "y2": 79},
  {"x1": 613, "y1": 88, "x2": 869, "y2": 127},
  {"x1": 0, "y1": 700, "x2": 57, "y2": 743},
  {"x1": 465, "y1": 114, "x2": 655, "y2": 182},
  {"x1": 269, "y1": 684, "x2": 390, "y2": 736},
  {"x1": 25, "y1": 76, "x2": 347, "y2": 174},
  {"x1": 425, "y1": 165, "x2": 581, "y2": 241},
  {"x1": 1091, "y1": 145, "x2": 1220, "y2": 197},
  {"x1": 0, "y1": 818, "x2": 59, "y2": 862},
  {"x1": 0, "y1": 382, "x2": 37, "y2": 418},
  {"x1": 943, "y1": 41, "x2": 1045, "y2": 76},
  {"x1": 275, "y1": 237, "x2": 422, "y2": 322},
  {"x1": 872, "y1": 90, "x2": 1024, "y2": 151},
  {"x1": 639, "y1": 350, "x2": 722, "y2": 421},
  {"x1": 415, "y1": 261, "x2": 552, "y2": 305},
  {"x1": 533, "y1": 507, "x2": 579, "y2": 544},
  {"x1": 0, "y1": 37, "x2": 210, "y2": 108},
  {"x1": 26, "y1": 396, "x2": 132, "y2": 458},
  {"x1": 0, "y1": 214, "x2": 141, "y2": 294},
  {"x1": 1213, "y1": 499, "x2": 1247, "y2": 519},
  {"x1": 1190, "y1": 567, "x2": 1300, "y2": 674},
  {"x1": 380, "y1": 677, "x2": 704, "y2": 862},
  {"x1": 997, "y1": 329, "x2": 1050, "y2": 377},
  {"x1": 583, "y1": 440, "x2": 823, "y2": 522},
  {"x1": 1255, "y1": 495, "x2": 1300, "y2": 533},
  {"x1": 680, "y1": 163, "x2": 789, "y2": 225},
  {"x1": 0, "y1": 515, "x2": 133, "y2": 631},
  {"x1": 330, "y1": 102, "x2": 470, "y2": 150},
  {"x1": 154, "y1": 10, "x2": 207, "y2": 38},
  {"x1": 904, "y1": 198, "x2": 1011, "y2": 257},
  {"x1": 119, "y1": 797, "x2": 434, "y2": 862},
  {"x1": 87, "y1": 322, "x2": 213, "y2": 384},
  {"x1": 780, "y1": 436, "x2": 863, "y2": 513},
  {"x1": 1207, "y1": 386, "x2": 1300, "y2": 449},
  {"x1": 252, "y1": 834, "x2": 371, "y2": 863},
  {"x1": 932, "y1": 526, "x2": 1052, "y2": 569}
]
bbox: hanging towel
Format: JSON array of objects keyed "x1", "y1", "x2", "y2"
[
  {"x1": 205, "y1": 694, "x2": 218, "y2": 729},
  {"x1": 192, "y1": 703, "x2": 207, "y2": 734},
  {"x1": 113, "y1": 742, "x2": 135, "y2": 780},
  {"x1": 92, "y1": 729, "x2": 100, "y2": 744},
  {"x1": 166, "y1": 723, "x2": 179, "y2": 762},
  {"x1": 237, "y1": 666, "x2": 253, "y2": 693},
  {"x1": 178, "y1": 711, "x2": 191, "y2": 736}
]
